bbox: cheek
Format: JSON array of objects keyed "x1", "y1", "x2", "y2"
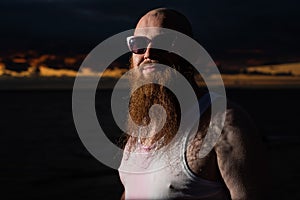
[{"x1": 132, "y1": 54, "x2": 143, "y2": 68}]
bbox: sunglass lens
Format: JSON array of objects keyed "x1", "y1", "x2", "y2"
[
  {"x1": 152, "y1": 34, "x2": 176, "y2": 48},
  {"x1": 129, "y1": 37, "x2": 148, "y2": 54}
]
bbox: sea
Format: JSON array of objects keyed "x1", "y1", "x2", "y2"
[{"x1": 1, "y1": 87, "x2": 300, "y2": 199}]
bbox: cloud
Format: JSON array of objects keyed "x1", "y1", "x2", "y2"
[{"x1": 0, "y1": 0, "x2": 299, "y2": 58}]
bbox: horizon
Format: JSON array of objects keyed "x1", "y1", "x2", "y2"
[{"x1": 1, "y1": 0, "x2": 299, "y2": 89}]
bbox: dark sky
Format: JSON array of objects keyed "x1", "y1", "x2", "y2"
[{"x1": 1, "y1": 0, "x2": 299, "y2": 63}]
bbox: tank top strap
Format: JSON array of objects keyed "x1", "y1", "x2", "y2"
[{"x1": 181, "y1": 92, "x2": 223, "y2": 161}]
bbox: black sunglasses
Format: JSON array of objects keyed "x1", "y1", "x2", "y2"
[{"x1": 126, "y1": 34, "x2": 177, "y2": 54}]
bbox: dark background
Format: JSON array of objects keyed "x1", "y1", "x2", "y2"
[
  {"x1": 1, "y1": 0, "x2": 300, "y2": 66},
  {"x1": 1, "y1": 89, "x2": 300, "y2": 199},
  {"x1": 1, "y1": 0, "x2": 300, "y2": 199}
]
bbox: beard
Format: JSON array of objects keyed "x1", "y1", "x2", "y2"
[{"x1": 125, "y1": 59, "x2": 182, "y2": 151}]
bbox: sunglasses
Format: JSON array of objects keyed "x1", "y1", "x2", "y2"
[{"x1": 126, "y1": 34, "x2": 177, "y2": 54}]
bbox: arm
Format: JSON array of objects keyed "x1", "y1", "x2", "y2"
[
  {"x1": 120, "y1": 190, "x2": 125, "y2": 200},
  {"x1": 214, "y1": 104, "x2": 269, "y2": 199}
]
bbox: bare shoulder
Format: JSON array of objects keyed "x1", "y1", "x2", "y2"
[
  {"x1": 215, "y1": 101, "x2": 260, "y2": 154},
  {"x1": 214, "y1": 101, "x2": 269, "y2": 199}
]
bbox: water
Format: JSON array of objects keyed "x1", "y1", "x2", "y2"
[{"x1": 1, "y1": 88, "x2": 299, "y2": 199}]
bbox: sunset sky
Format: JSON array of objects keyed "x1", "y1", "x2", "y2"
[{"x1": 0, "y1": 0, "x2": 299, "y2": 65}]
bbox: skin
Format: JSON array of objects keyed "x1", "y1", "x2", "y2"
[
  {"x1": 121, "y1": 8, "x2": 269, "y2": 199},
  {"x1": 132, "y1": 9, "x2": 193, "y2": 79}
]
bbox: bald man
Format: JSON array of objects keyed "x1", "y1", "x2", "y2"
[{"x1": 118, "y1": 8, "x2": 268, "y2": 200}]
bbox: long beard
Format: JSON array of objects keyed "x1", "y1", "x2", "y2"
[{"x1": 126, "y1": 63, "x2": 181, "y2": 150}]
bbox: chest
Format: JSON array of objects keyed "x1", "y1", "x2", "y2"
[{"x1": 119, "y1": 147, "x2": 224, "y2": 200}]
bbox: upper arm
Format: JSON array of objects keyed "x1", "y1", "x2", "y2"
[
  {"x1": 120, "y1": 191, "x2": 125, "y2": 200},
  {"x1": 214, "y1": 104, "x2": 269, "y2": 199}
]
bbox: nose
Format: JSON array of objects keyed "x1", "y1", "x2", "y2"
[
  {"x1": 143, "y1": 44, "x2": 162, "y2": 60},
  {"x1": 143, "y1": 44, "x2": 153, "y2": 59}
]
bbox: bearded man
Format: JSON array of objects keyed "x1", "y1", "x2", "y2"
[{"x1": 118, "y1": 8, "x2": 268, "y2": 200}]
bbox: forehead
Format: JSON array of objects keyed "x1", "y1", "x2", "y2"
[
  {"x1": 134, "y1": 27, "x2": 166, "y2": 38},
  {"x1": 134, "y1": 12, "x2": 171, "y2": 38},
  {"x1": 133, "y1": 9, "x2": 192, "y2": 39}
]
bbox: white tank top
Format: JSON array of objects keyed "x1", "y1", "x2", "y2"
[{"x1": 118, "y1": 93, "x2": 230, "y2": 199}]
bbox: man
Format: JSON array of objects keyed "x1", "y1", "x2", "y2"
[{"x1": 119, "y1": 8, "x2": 268, "y2": 199}]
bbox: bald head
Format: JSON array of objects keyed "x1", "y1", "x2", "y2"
[
  {"x1": 130, "y1": 8, "x2": 197, "y2": 81},
  {"x1": 136, "y1": 8, "x2": 193, "y2": 37}
]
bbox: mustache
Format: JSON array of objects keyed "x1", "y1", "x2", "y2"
[
  {"x1": 139, "y1": 60, "x2": 160, "y2": 68},
  {"x1": 139, "y1": 60, "x2": 176, "y2": 71}
]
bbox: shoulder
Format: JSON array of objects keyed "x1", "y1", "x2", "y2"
[
  {"x1": 223, "y1": 101, "x2": 257, "y2": 134},
  {"x1": 215, "y1": 101, "x2": 260, "y2": 156},
  {"x1": 223, "y1": 101, "x2": 256, "y2": 134}
]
